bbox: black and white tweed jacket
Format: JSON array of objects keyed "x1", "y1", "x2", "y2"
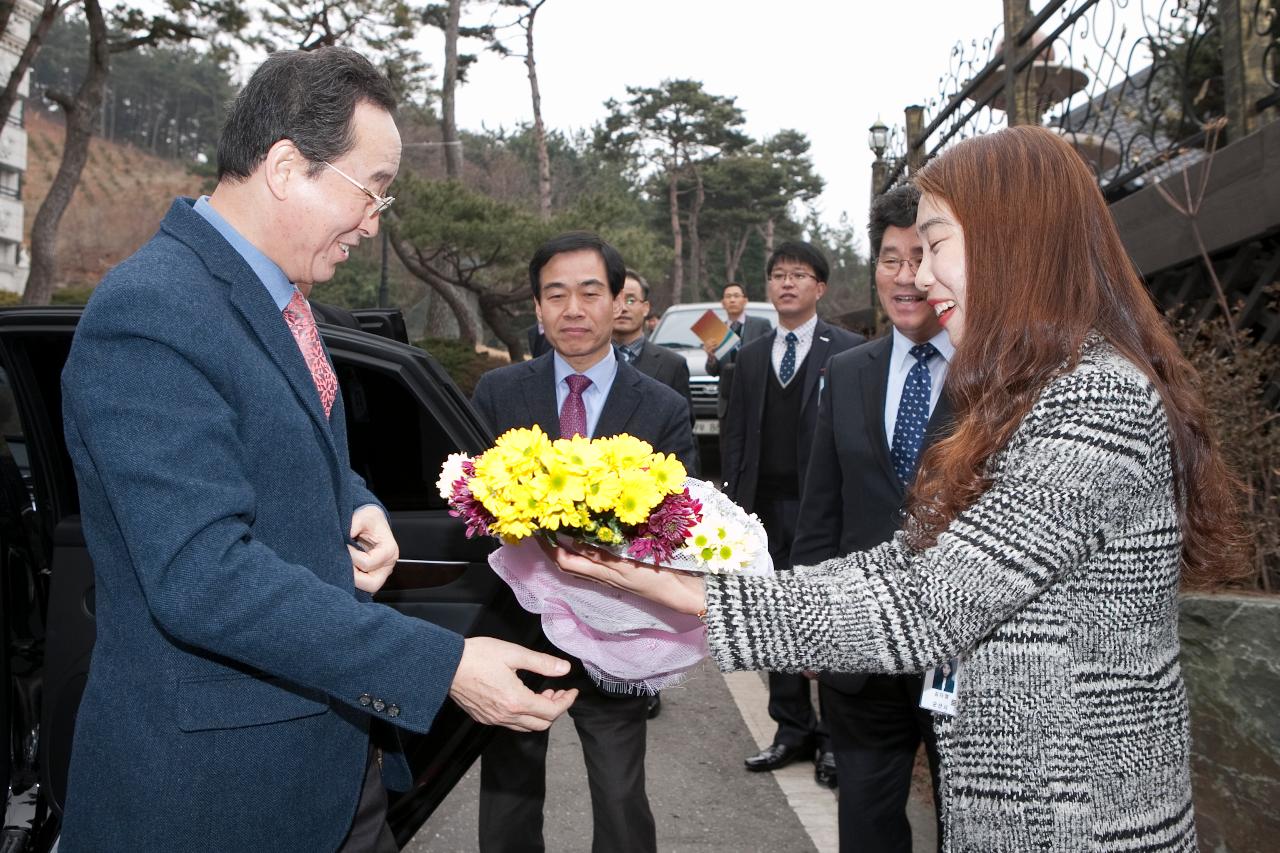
[{"x1": 705, "y1": 342, "x2": 1195, "y2": 852}]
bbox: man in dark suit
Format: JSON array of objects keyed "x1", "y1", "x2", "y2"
[
  {"x1": 613, "y1": 269, "x2": 693, "y2": 429},
  {"x1": 612, "y1": 267, "x2": 695, "y2": 720},
  {"x1": 473, "y1": 232, "x2": 696, "y2": 853},
  {"x1": 704, "y1": 281, "x2": 772, "y2": 423},
  {"x1": 721, "y1": 241, "x2": 864, "y2": 788},
  {"x1": 526, "y1": 321, "x2": 552, "y2": 358},
  {"x1": 791, "y1": 185, "x2": 952, "y2": 852},
  {"x1": 57, "y1": 48, "x2": 574, "y2": 853}
]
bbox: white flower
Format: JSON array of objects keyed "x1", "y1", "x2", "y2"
[
  {"x1": 437, "y1": 452, "x2": 472, "y2": 501},
  {"x1": 682, "y1": 510, "x2": 757, "y2": 574}
]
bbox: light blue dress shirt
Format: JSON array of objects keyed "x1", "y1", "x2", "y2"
[
  {"x1": 884, "y1": 327, "x2": 955, "y2": 447},
  {"x1": 552, "y1": 349, "x2": 618, "y2": 438},
  {"x1": 193, "y1": 196, "x2": 298, "y2": 310},
  {"x1": 193, "y1": 197, "x2": 379, "y2": 520}
]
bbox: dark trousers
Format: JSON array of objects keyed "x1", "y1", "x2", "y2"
[
  {"x1": 478, "y1": 660, "x2": 656, "y2": 853},
  {"x1": 822, "y1": 676, "x2": 942, "y2": 853},
  {"x1": 336, "y1": 744, "x2": 398, "y2": 853},
  {"x1": 757, "y1": 497, "x2": 828, "y2": 752}
]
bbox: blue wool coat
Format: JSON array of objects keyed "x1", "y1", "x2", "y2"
[{"x1": 59, "y1": 198, "x2": 465, "y2": 852}]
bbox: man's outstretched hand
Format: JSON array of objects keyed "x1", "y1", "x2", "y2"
[{"x1": 449, "y1": 637, "x2": 577, "y2": 732}]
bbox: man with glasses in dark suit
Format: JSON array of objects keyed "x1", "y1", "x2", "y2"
[
  {"x1": 721, "y1": 242, "x2": 864, "y2": 789},
  {"x1": 57, "y1": 47, "x2": 575, "y2": 853},
  {"x1": 792, "y1": 185, "x2": 951, "y2": 852},
  {"x1": 613, "y1": 269, "x2": 694, "y2": 435}
]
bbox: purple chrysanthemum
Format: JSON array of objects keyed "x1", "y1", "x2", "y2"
[
  {"x1": 448, "y1": 462, "x2": 495, "y2": 538},
  {"x1": 627, "y1": 488, "x2": 702, "y2": 564}
]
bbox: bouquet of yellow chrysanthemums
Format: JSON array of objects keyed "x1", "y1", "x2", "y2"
[
  {"x1": 438, "y1": 426, "x2": 757, "y2": 571},
  {"x1": 437, "y1": 427, "x2": 770, "y2": 693}
]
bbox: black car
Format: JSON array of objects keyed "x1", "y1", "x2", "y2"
[{"x1": 0, "y1": 306, "x2": 539, "y2": 851}]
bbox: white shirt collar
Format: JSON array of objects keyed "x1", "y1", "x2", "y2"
[
  {"x1": 777, "y1": 313, "x2": 818, "y2": 343},
  {"x1": 890, "y1": 326, "x2": 954, "y2": 368},
  {"x1": 552, "y1": 347, "x2": 618, "y2": 389}
]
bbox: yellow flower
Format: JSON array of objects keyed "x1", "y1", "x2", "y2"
[
  {"x1": 614, "y1": 469, "x2": 663, "y2": 525},
  {"x1": 531, "y1": 457, "x2": 587, "y2": 507},
  {"x1": 536, "y1": 494, "x2": 586, "y2": 532},
  {"x1": 490, "y1": 509, "x2": 535, "y2": 539},
  {"x1": 645, "y1": 453, "x2": 687, "y2": 494},
  {"x1": 491, "y1": 426, "x2": 553, "y2": 481},
  {"x1": 494, "y1": 425, "x2": 552, "y2": 460},
  {"x1": 552, "y1": 435, "x2": 604, "y2": 476},
  {"x1": 472, "y1": 451, "x2": 517, "y2": 492},
  {"x1": 583, "y1": 472, "x2": 623, "y2": 513},
  {"x1": 599, "y1": 434, "x2": 655, "y2": 473}
]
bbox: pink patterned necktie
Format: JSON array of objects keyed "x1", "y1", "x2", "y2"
[
  {"x1": 560, "y1": 374, "x2": 592, "y2": 438},
  {"x1": 282, "y1": 290, "x2": 338, "y2": 417}
]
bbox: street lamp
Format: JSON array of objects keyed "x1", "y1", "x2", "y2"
[
  {"x1": 867, "y1": 118, "x2": 891, "y2": 322},
  {"x1": 867, "y1": 118, "x2": 889, "y2": 160}
]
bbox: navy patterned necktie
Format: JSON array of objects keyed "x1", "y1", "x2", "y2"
[
  {"x1": 778, "y1": 331, "x2": 799, "y2": 385},
  {"x1": 890, "y1": 343, "x2": 939, "y2": 485}
]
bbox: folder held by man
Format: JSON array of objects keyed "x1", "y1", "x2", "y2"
[{"x1": 691, "y1": 309, "x2": 741, "y2": 360}]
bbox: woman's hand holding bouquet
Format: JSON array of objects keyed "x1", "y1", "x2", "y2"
[{"x1": 439, "y1": 427, "x2": 769, "y2": 693}]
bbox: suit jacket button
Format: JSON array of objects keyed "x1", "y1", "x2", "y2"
[
  {"x1": 373, "y1": 698, "x2": 386, "y2": 713},
  {"x1": 387, "y1": 704, "x2": 401, "y2": 718},
  {"x1": 358, "y1": 693, "x2": 372, "y2": 707}
]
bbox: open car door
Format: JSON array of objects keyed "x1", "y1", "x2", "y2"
[
  {"x1": 321, "y1": 326, "x2": 545, "y2": 844},
  {"x1": 0, "y1": 307, "x2": 541, "y2": 850}
]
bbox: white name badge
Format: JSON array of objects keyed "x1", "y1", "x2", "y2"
[{"x1": 920, "y1": 658, "x2": 960, "y2": 716}]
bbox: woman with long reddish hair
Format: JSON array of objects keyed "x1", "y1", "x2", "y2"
[{"x1": 553, "y1": 126, "x2": 1246, "y2": 851}]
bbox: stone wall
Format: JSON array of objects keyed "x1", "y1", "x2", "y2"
[{"x1": 1180, "y1": 592, "x2": 1280, "y2": 852}]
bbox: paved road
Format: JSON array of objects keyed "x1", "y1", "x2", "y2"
[
  {"x1": 407, "y1": 661, "x2": 823, "y2": 852},
  {"x1": 406, "y1": 662, "x2": 939, "y2": 852}
]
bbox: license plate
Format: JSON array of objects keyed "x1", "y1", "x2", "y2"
[{"x1": 693, "y1": 420, "x2": 719, "y2": 436}]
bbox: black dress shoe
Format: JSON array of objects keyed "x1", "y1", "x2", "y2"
[
  {"x1": 814, "y1": 751, "x2": 838, "y2": 789},
  {"x1": 744, "y1": 742, "x2": 813, "y2": 772},
  {"x1": 646, "y1": 692, "x2": 662, "y2": 719}
]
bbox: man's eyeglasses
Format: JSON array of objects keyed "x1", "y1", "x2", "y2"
[
  {"x1": 768, "y1": 271, "x2": 816, "y2": 284},
  {"x1": 323, "y1": 161, "x2": 395, "y2": 216},
  {"x1": 622, "y1": 296, "x2": 647, "y2": 306},
  {"x1": 877, "y1": 256, "x2": 922, "y2": 274}
]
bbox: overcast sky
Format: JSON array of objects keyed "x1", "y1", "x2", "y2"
[
  {"x1": 405, "y1": 0, "x2": 1158, "y2": 253},
  {"x1": 413, "y1": 0, "x2": 1007, "y2": 251}
]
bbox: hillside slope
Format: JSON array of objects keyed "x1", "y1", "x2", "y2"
[{"x1": 23, "y1": 109, "x2": 206, "y2": 289}]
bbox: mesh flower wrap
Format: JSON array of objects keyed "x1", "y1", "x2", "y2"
[{"x1": 487, "y1": 478, "x2": 773, "y2": 693}]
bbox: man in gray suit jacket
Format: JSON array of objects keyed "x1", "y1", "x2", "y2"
[{"x1": 473, "y1": 232, "x2": 696, "y2": 853}]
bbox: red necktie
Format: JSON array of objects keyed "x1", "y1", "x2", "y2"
[
  {"x1": 282, "y1": 290, "x2": 338, "y2": 417},
  {"x1": 560, "y1": 374, "x2": 592, "y2": 438}
]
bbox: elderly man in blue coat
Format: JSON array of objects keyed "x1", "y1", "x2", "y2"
[{"x1": 58, "y1": 47, "x2": 577, "y2": 852}]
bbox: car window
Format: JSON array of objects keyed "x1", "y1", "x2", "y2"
[
  {"x1": 5, "y1": 335, "x2": 78, "y2": 523},
  {"x1": 334, "y1": 360, "x2": 455, "y2": 513},
  {"x1": 0, "y1": 362, "x2": 30, "y2": 498},
  {"x1": 652, "y1": 306, "x2": 777, "y2": 348}
]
